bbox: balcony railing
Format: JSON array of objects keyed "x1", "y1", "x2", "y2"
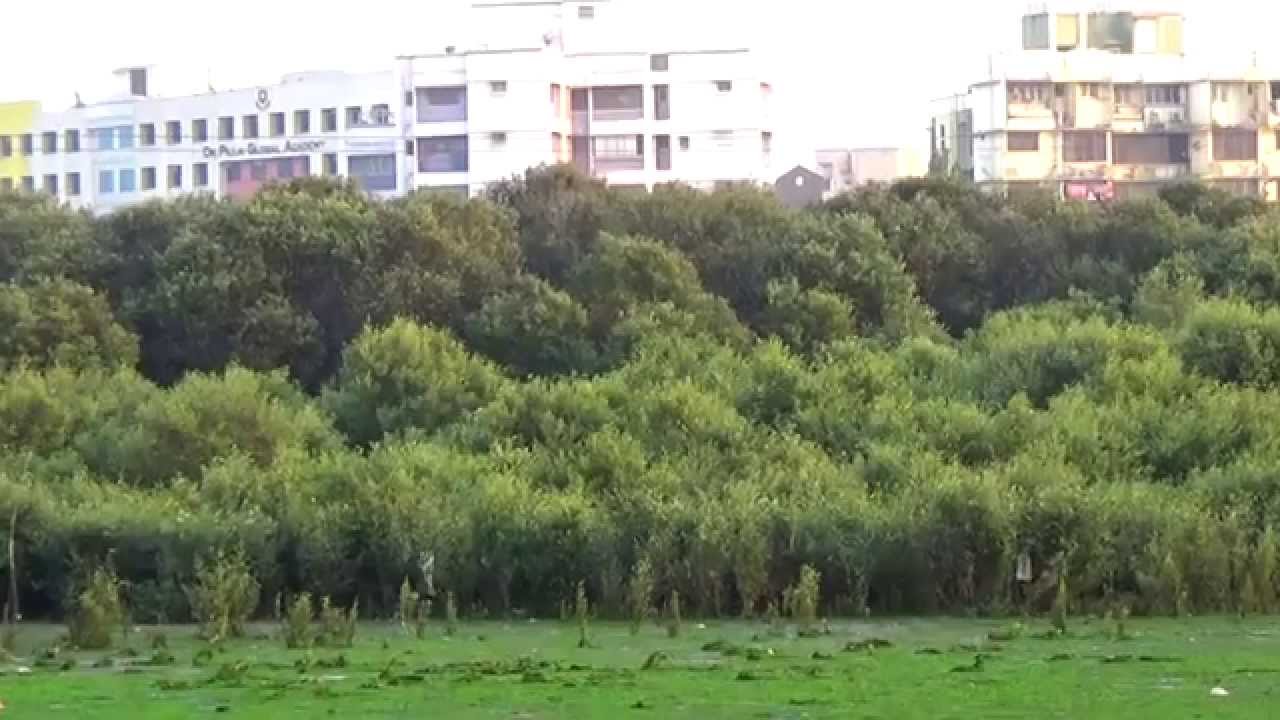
[
  {"x1": 417, "y1": 105, "x2": 467, "y2": 123},
  {"x1": 594, "y1": 156, "x2": 644, "y2": 172},
  {"x1": 592, "y1": 107, "x2": 644, "y2": 122}
]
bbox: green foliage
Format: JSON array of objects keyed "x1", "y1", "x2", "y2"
[
  {"x1": 1051, "y1": 575, "x2": 1069, "y2": 636},
  {"x1": 785, "y1": 565, "x2": 822, "y2": 632},
  {"x1": 444, "y1": 591, "x2": 458, "y2": 637},
  {"x1": 0, "y1": 279, "x2": 139, "y2": 372},
  {"x1": 282, "y1": 594, "x2": 313, "y2": 650},
  {"x1": 187, "y1": 550, "x2": 260, "y2": 643},
  {"x1": 68, "y1": 565, "x2": 126, "y2": 650},
  {"x1": 575, "y1": 580, "x2": 591, "y2": 649},
  {"x1": 317, "y1": 596, "x2": 358, "y2": 648},
  {"x1": 666, "y1": 590, "x2": 681, "y2": 639},
  {"x1": 627, "y1": 556, "x2": 654, "y2": 636}
]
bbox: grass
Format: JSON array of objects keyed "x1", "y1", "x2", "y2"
[{"x1": 0, "y1": 616, "x2": 1278, "y2": 718}]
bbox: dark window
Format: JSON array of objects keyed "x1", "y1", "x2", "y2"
[
  {"x1": 66, "y1": 172, "x2": 81, "y2": 196},
  {"x1": 1113, "y1": 134, "x2": 1189, "y2": 164},
  {"x1": 20, "y1": 134, "x2": 33, "y2": 155},
  {"x1": 218, "y1": 117, "x2": 234, "y2": 140},
  {"x1": 592, "y1": 86, "x2": 644, "y2": 120},
  {"x1": 1063, "y1": 131, "x2": 1107, "y2": 162},
  {"x1": 322, "y1": 108, "x2": 338, "y2": 132},
  {"x1": 270, "y1": 112, "x2": 286, "y2": 137},
  {"x1": 348, "y1": 153, "x2": 397, "y2": 191},
  {"x1": 294, "y1": 110, "x2": 311, "y2": 135},
  {"x1": 715, "y1": 80, "x2": 733, "y2": 93},
  {"x1": 654, "y1": 85, "x2": 670, "y2": 120},
  {"x1": 242, "y1": 115, "x2": 259, "y2": 139},
  {"x1": 345, "y1": 106, "x2": 362, "y2": 128},
  {"x1": 371, "y1": 104, "x2": 392, "y2": 125},
  {"x1": 140, "y1": 123, "x2": 156, "y2": 146},
  {"x1": 490, "y1": 81, "x2": 508, "y2": 94},
  {"x1": 679, "y1": 136, "x2": 690, "y2": 151},
  {"x1": 21, "y1": 176, "x2": 34, "y2": 192},
  {"x1": 323, "y1": 153, "x2": 338, "y2": 175},
  {"x1": 650, "y1": 54, "x2": 669, "y2": 72},
  {"x1": 578, "y1": 5, "x2": 594, "y2": 18},
  {"x1": 193, "y1": 118, "x2": 209, "y2": 142},
  {"x1": 416, "y1": 136, "x2": 469, "y2": 172},
  {"x1": 1008, "y1": 132, "x2": 1040, "y2": 152},
  {"x1": 277, "y1": 158, "x2": 295, "y2": 179},
  {"x1": 251, "y1": 162, "x2": 268, "y2": 181},
  {"x1": 194, "y1": 163, "x2": 209, "y2": 187},
  {"x1": 0, "y1": 136, "x2": 11, "y2": 156},
  {"x1": 167, "y1": 164, "x2": 182, "y2": 189},
  {"x1": 762, "y1": 131, "x2": 773, "y2": 154},
  {"x1": 656, "y1": 134, "x2": 671, "y2": 170},
  {"x1": 416, "y1": 86, "x2": 468, "y2": 122},
  {"x1": 1087, "y1": 11, "x2": 1135, "y2": 52},
  {"x1": 1214, "y1": 129, "x2": 1258, "y2": 161},
  {"x1": 41, "y1": 131, "x2": 56, "y2": 153},
  {"x1": 43, "y1": 174, "x2": 58, "y2": 195},
  {"x1": 225, "y1": 163, "x2": 241, "y2": 182},
  {"x1": 166, "y1": 121, "x2": 181, "y2": 145},
  {"x1": 141, "y1": 166, "x2": 157, "y2": 191}
]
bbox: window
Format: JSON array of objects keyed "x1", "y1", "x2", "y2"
[
  {"x1": 715, "y1": 80, "x2": 733, "y2": 93},
  {"x1": 1114, "y1": 85, "x2": 1142, "y2": 106},
  {"x1": 490, "y1": 132, "x2": 508, "y2": 148},
  {"x1": 193, "y1": 118, "x2": 209, "y2": 142},
  {"x1": 1063, "y1": 131, "x2": 1107, "y2": 162},
  {"x1": 0, "y1": 136, "x2": 10, "y2": 156},
  {"x1": 1087, "y1": 11, "x2": 1135, "y2": 52},
  {"x1": 117, "y1": 125, "x2": 134, "y2": 149},
  {"x1": 322, "y1": 108, "x2": 338, "y2": 132},
  {"x1": 656, "y1": 135, "x2": 671, "y2": 170},
  {"x1": 43, "y1": 174, "x2": 57, "y2": 195},
  {"x1": 140, "y1": 123, "x2": 156, "y2": 146},
  {"x1": 21, "y1": 176, "x2": 34, "y2": 193},
  {"x1": 1008, "y1": 132, "x2": 1040, "y2": 152},
  {"x1": 251, "y1": 162, "x2": 268, "y2": 182},
  {"x1": 167, "y1": 164, "x2": 182, "y2": 189},
  {"x1": 345, "y1": 106, "x2": 362, "y2": 128},
  {"x1": 119, "y1": 168, "x2": 136, "y2": 193},
  {"x1": 194, "y1": 163, "x2": 209, "y2": 188},
  {"x1": 1214, "y1": 129, "x2": 1258, "y2": 161},
  {"x1": 166, "y1": 120, "x2": 181, "y2": 145},
  {"x1": 93, "y1": 127, "x2": 114, "y2": 150},
  {"x1": 679, "y1": 135, "x2": 690, "y2": 151},
  {"x1": 578, "y1": 5, "x2": 594, "y2": 18},
  {"x1": 592, "y1": 85, "x2": 644, "y2": 120},
  {"x1": 323, "y1": 153, "x2": 338, "y2": 176},
  {"x1": 654, "y1": 85, "x2": 670, "y2": 120},
  {"x1": 1213, "y1": 84, "x2": 1231, "y2": 103},
  {"x1": 490, "y1": 80, "x2": 508, "y2": 95},
  {"x1": 1145, "y1": 85, "x2": 1184, "y2": 105},
  {"x1": 1008, "y1": 83, "x2": 1049, "y2": 104},
  {"x1": 243, "y1": 114, "x2": 259, "y2": 139},
  {"x1": 712, "y1": 130, "x2": 735, "y2": 148},
  {"x1": 1113, "y1": 133, "x2": 1189, "y2": 164},
  {"x1": 371, "y1": 104, "x2": 391, "y2": 125},
  {"x1": 416, "y1": 136, "x2": 469, "y2": 172},
  {"x1": 348, "y1": 153, "x2": 397, "y2": 191},
  {"x1": 294, "y1": 109, "x2": 311, "y2": 135},
  {"x1": 20, "y1": 134, "x2": 33, "y2": 155},
  {"x1": 98, "y1": 170, "x2": 115, "y2": 193},
  {"x1": 225, "y1": 163, "x2": 241, "y2": 182},
  {"x1": 1022, "y1": 13, "x2": 1050, "y2": 49},
  {"x1": 269, "y1": 112, "x2": 286, "y2": 137},
  {"x1": 277, "y1": 158, "x2": 295, "y2": 179},
  {"x1": 650, "y1": 54, "x2": 669, "y2": 72},
  {"x1": 762, "y1": 131, "x2": 773, "y2": 153},
  {"x1": 1057, "y1": 13, "x2": 1080, "y2": 50},
  {"x1": 218, "y1": 116, "x2": 234, "y2": 140},
  {"x1": 405, "y1": 90, "x2": 414, "y2": 106},
  {"x1": 592, "y1": 135, "x2": 644, "y2": 170},
  {"x1": 66, "y1": 172, "x2": 81, "y2": 196},
  {"x1": 416, "y1": 86, "x2": 467, "y2": 122},
  {"x1": 141, "y1": 167, "x2": 157, "y2": 191},
  {"x1": 41, "y1": 131, "x2": 56, "y2": 153}
]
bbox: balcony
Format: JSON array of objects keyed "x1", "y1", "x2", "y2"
[
  {"x1": 591, "y1": 86, "x2": 644, "y2": 123},
  {"x1": 592, "y1": 107, "x2": 644, "y2": 122},
  {"x1": 571, "y1": 111, "x2": 591, "y2": 135},
  {"x1": 593, "y1": 156, "x2": 644, "y2": 172}
]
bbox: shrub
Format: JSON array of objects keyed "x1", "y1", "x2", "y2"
[
  {"x1": 68, "y1": 565, "x2": 126, "y2": 650},
  {"x1": 575, "y1": 580, "x2": 591, "y2": 649},
  {"x1": 282, "y1": 593, "x2": 313, "y2": 649},
  {"x1": 318, "y1": 596, "x2": 358, "y2": 648},
  {"x1": 187, "y1": 550, "x2": 260, "y2": 643},
  {"x1": 785, "y1": 565, "x2": 821, "y2": 633},
  {"x1": 627, "y1": 556, "x2": 654, "y2": 636},
  {"x1": 398, "y1": 577, "x2": 420, "y2": 635}
]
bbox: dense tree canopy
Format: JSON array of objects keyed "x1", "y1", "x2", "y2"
[{"x1": 3, "y1": 171, "x2": 1280, "y2": 622}]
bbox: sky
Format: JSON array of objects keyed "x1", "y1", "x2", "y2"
[{"x1": 2, "y1": 0, "x2": 1279, "y2": 162}]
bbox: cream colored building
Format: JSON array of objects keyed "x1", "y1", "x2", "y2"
[
  {"x1": 816, "y1": 147, "x2": 926, "y2": 197},
  {"x1": 931, "y1": 3, "x2": 1280, "y2": 201}
]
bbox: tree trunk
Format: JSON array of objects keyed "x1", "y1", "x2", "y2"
[{"x1": 5, "y1": 507, "x2": 17, "y2": 626}]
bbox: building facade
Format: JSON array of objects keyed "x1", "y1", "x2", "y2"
[
  {"x1": 931, "y1": 3, "x2": 1280, "y2": 201},
  {"x1": 0, "y1": 68, "x2": 403, "y2": 212},
  {"x1": 0, "y1": 1, "x2": 773, "y2": 210},
  {"x1": 400, "y1": 0, "x2": 775, "y2": 195},
  {"x1": 816, "y1": 147, "x2": 927, "y2": 197}
]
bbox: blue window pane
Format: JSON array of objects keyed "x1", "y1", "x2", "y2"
[
  {"x1": 117, "y1": 126, "x2": 135, "y2": 149},
  {"x1": 119, "y1": 168, "x2": 136, "y2": 193},
  {"x1": 95, "y1": 128, "x2": 115, "y2": 151},
  {"x1": 98, "y1": 170, "x2": 114, "y2": 193}
]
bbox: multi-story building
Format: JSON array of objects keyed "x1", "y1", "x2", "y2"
[
  {"x1": 0, "y1": 0, "x2": 773, "y2": 210},
  {"x1": 931, "y1": 3, "x2": 1280, "y2": 201},
  {"x1": 0, "y1": 67, "x2": 402, "y2": 211},
  {"x1": 400, "y1": 0, "x2": 775, "y2": 195}
]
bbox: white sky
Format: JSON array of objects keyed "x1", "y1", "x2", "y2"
[{"x1": 2, "y1": 0, "x2": 1279, "y2": 162}]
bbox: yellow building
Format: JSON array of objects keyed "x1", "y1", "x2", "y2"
[{"x1": 0, "y1": 101, "x2": 39, "y2": 192}]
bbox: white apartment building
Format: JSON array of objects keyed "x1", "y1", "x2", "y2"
[
  {"x1": 1, "y1": 68, "x2": 403, "y2": 212},
  {"x1": 400, "y1": 0, "x2": 775, "y2": 194},
  {"x1": 1, "y1": 0, "x2": 774, "y2": 210},
  {"x1": 930, "y1": 2, "x2": 1280, "y2": 201}
]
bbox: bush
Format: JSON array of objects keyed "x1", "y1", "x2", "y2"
[
  {"x1": 187, "y1": 550, "x2": 260, "y2": 643},
  {"x1": 68, "y1": 565, "x2": 126, "y2": 650},
  {"x1": 627, "y1": 556, "x2": 654, "y2": 635},
  {"x1": 318, "y1": 596, "x2": 357, "y2": 648},
  {"x1": 785, "y1": 565, "x2": 821, "y2": 632},
  {"x1": 282, "y1": 593, "x2": 313, "y2": 649}
]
